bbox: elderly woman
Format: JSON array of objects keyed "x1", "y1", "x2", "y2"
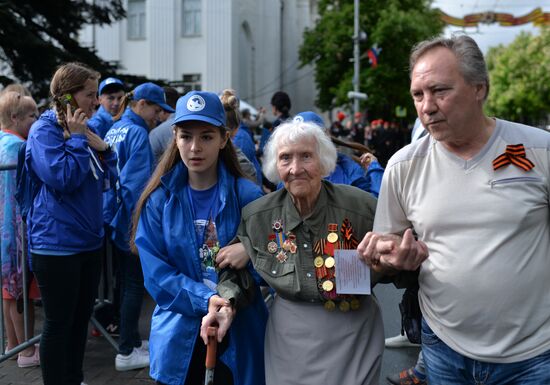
[{"x1": 204, "y1": 120, "x2": 414, "y2": 385}]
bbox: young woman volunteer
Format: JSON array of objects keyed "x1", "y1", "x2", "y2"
[
  {"x1": 26, "y1": 62, "x2": 117, "y2": 385},
  {"x1": 103, "y1": 82, "x2": 174, "y2": 371},
  {"x1": 132, "y1": 90, "x2": 267, "y2": 385}
]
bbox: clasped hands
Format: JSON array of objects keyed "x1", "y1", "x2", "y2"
[{"x1": 357, "y1": 228, "x2": 429, "y2": 272}]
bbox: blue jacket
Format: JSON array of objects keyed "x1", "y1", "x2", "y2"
[
  {"x1": 326, "y1": 153, "x2": 384, "y2": 197},
  {"x1": 87, "y1": 105, "x2": 114, "y2": 139},
  {"x1": 135, "y1": 161, "x2": 267, "y2": 385},
  {"x1": 104, "y1": 108, "x2": 154, "y2": 252},
  {"x1": 233, "y1": 124, "x2": 262, "y2": 185},
  {"x1": 26, "y1": 110, "x2": 117, "y2": 252}
]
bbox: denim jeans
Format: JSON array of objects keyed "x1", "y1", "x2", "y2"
[
  {"x1": 421, "y1": 318, "x2": 550, "y2": 385},
  {"x1": 32, "y1": 249, "x2": 101, "y2": 385},
  {"x1": 114, "y1": 246, "x2": 145, "y2": 355}
]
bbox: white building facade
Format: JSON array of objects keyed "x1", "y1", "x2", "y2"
[{"x1": 80, "y1": 0, "x2": 319, "y2": 114}]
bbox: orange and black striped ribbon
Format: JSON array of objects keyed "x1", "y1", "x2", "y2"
[{"x1": 492, "y1": 144, "x2": 535, "y2": 171}]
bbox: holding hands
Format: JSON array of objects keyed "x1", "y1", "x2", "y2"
[{"x1": 357, "y1": 228, "x2": 428, "y2": 272}]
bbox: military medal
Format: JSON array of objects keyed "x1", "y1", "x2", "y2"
[
  {"x1": 267, "y1": 241, "x2": 278, "y2": 254},
  {"x1": 272, "y1": 219, "x2": 283, "y2": 232},
  {"x1": 350, "y1": 297, "x2": 360, "y2": 310},
  {"x1": 324, "y1": 256, "x2": 335, "y2": 269},
  {"x1": 327, "y1": 223, "x2": 338, "y2": 243},
  {"x1": 276, "y1": 250, "x2": 288, "y2": 263},
  {"x1": 324, "y1": 300, "x2": 336, "y2": 312},
  {"x1": 339, "y1": 300, "x2": 350, "y2": 312},
  {"x1": 322, "y1": 280, "x2": 334, "y2": 292},
  {"x1": 314, "y1": 256, "x2": 324, "y2": 268}
]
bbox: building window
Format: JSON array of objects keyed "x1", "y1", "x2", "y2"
[
  {"x1": 182, "y1": 0, "x2": 201, "y2": 37},
  {"x1": 128, "y1": 0, "x2": 146, "y2": 40},
  {"x1": 182, "y1": 74, "x2": 202, "y2": 93}
]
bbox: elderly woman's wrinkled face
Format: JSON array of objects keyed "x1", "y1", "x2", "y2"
[{"x1": 277, "y1": 136, "x2": 323, "y2": 201}]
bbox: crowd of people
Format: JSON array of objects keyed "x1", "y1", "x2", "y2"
[{"x1": 1, "y1": 33, "x2": 550, "y2": 385}]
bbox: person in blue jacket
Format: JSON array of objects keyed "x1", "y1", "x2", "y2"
[
  {"x1": 293, "y1": 111, "x2": 384, "y2": 197},
  {"x1": 87, "y1": 77, "x2": 125, "y2": 139},
  {"x1": 131, "y1": 90, "x2": 267, "y2": 385},
  {"x1": 103, "y1": 82, "x2": 175, "y2": 371},
  {"x1": 26, "y1": 62, "x2": 117, "y2": 385}
]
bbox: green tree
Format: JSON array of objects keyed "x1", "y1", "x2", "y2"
[
  {"x1": 0, "y1": 0, "x2": 125, "y2": 99},
  {"x1": 299, "y1": 0, "x2": 443, "y2": 120},
  {"x1": 485, "y1": 28, "x2": 550, "y2": 125}
]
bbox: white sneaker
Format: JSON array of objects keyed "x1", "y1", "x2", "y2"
[
  {"x1": 385, "y1": 334, "x2": 420, "y2": 348},
  {"x1": 115, "y1": 347, "x2": 150, "y2": 371},
  {"x1": 138, "y1": 340, "x2": 149, "y2": 353}
]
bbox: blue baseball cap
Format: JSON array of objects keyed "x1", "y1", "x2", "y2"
[
  {"x1": 173, "y1": 91, "x2": 226, "y2": 127},
  {"x1": 293, "y1": 111, "x2": 325, "y2": 128},
  {"x1": 98, "y1": 77, "x2": 124, "y2": 95},
  {"x1": 134, "y1": 82, "x2": 175, "y2": 112}
]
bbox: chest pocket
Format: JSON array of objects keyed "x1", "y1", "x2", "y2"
[
  {"x1": 253, "y1": 250, "x2": 298, "y2": 298},
  {"x1": 489, "y1": 176, "x2": 543, "y2": 188}
]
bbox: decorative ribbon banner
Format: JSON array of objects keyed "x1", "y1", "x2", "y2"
[{"x1": 437, "y1": 8, "x2": 550, "y2": 27}]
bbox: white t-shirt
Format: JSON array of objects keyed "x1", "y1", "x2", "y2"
[{"x1": 375, "y1": 119, "x2": 550, "y2": 363}]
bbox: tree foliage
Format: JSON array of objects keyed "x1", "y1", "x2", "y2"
[
  {"x1": 485, "y1": 28, "x2": 550, "y2": 125},
  {"x1": 300, "y1": 0, "x2": 443, "y2": 119},
  {"x1": 0, "y1": 0, "x2": 126, "y2": 99}
]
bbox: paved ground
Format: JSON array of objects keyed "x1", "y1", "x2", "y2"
[{"x1": 1, "y1": 286, "x2": 419, "y2": 385}]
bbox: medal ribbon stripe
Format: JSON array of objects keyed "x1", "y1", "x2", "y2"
[{"x1": 492, "y1": 144, "x2": 535, "y2": 171}]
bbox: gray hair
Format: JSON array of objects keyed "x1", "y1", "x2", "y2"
[
  {"x1": 262, "y1": 120, "x2": 337, "y2": 184},
  {"x1": 409, "y1": 34, "x2": 490, "y2": 100}
]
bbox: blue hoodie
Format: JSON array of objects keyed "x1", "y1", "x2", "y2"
[
  {"x1": 135, "y1": 160, "x2": 267, "y2": 385},
  {"x1": 326, "y1": 153, "x2": 384, "y2": 197},
  {"x1": 103, "y1": 108, "x2": 154, "y2": 252},
  {"x1": 87, "y1": 105, "x2": 114, "y2": 139},
  {"x1": 26, "y1": 110, "x2": 117, "y2": 253}
]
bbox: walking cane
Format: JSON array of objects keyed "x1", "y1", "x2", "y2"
[{"x1": 204, "y1": 326, "x2": 218, "y2": 385}]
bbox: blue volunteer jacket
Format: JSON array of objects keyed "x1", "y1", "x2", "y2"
[
  {"x1": 104, "y1": 108, "x2": 154, "y2": 252},
  {"x1": 135, "y1": 160, "x2": 267, "y2": 385},
  {"x1": 87, "y1": 105, "x2": 114, "y2": 139},
  {"x1": 326, "y1": 153, "x2": 384, "y2": 197},
  {"x1": 26, "y1": 110, "x2": 117, "y2": 252}
]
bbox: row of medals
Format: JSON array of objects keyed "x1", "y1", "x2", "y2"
[{"x1": 315, "y1": 226, "x2": 360, "y2": 312}]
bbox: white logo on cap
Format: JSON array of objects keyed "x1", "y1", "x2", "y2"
[
  {"x1": 293, "y1": 116, "x2": 304, "y2": 123},
  {"x1": 187, "y1": 95, "x2": 206, "y2": 112}
]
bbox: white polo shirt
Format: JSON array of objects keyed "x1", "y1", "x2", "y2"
[{"x1": 374, "y1": 119, "x2": 550, "y2": 363}]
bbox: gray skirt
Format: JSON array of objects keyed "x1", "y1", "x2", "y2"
[{"x1": 265, "y1": 295, "x2": 384, "y2": 385}]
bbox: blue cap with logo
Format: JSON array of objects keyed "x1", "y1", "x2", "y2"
[
  {"x1": 133, "y1": 82, "x2": 175, "y2": 112},
  {"x1": 293, "y1": 111, "x2": 325, "y2": 128},
  {"x1": 173, "y1": 91, "x2": 226, "y2": 127},
  {"x1": 98, "y1": 77, "x2": 124, "y2": 95}
]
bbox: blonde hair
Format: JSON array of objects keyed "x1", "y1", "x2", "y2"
[
  {"x1": 49, "y1": 62, "x2": 100, "y2": 133},
  {"x1": 0, "y1": 91, "x2": 36, "y2": 129},
  {"x1": 220, "y1": 89, "x2": 240, "y2": 131},
  {"x1": 1, "y1": 83, "x2": 31, "y2": 97}
]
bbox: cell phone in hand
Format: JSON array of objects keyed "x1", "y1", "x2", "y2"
[{"x1": 61, "y1": 94, "x2": 79, "y2": 113}]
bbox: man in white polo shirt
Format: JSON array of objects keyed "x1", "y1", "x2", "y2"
[{"x1": 358, "y1": 34, "x2": 550, "y2": 384}]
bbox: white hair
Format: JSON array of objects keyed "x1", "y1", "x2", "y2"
[{"x1": 262, "y1": 120, "x2": 337, "y2": 184}]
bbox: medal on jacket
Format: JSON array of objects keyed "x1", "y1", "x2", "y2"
[
  {"x1": 268, "y1": 219, "x2": 296, "y2": 263},
  {"x1": 314, "y1": 218, "x2": 361, "y2": 312}
]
